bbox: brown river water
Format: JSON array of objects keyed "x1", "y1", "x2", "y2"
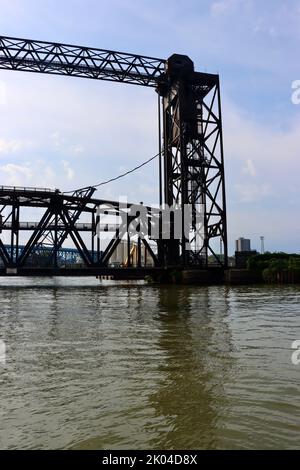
[{"x1": 0, "y1": 278, "x2": 299, "y2": 449}]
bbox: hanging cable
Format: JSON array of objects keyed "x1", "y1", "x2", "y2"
[{"x1": 63, "y1": 151, "x2": 161, "y2": 194}]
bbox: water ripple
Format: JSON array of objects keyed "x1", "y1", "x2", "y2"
[{"x1": 0, "y1": 281, "x2": 299, "y2": 449}]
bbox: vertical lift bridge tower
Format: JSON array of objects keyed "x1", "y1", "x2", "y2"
[{"x1": 0, "y1": 36, "x2": 228, "y2": 269}]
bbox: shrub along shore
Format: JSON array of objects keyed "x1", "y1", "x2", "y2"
[{"x1": 247, "y1": 252, "x2": 300, "y2": 284}]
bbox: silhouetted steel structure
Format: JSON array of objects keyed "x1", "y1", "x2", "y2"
[{"x1": 0, "y1": 35, "x2": 227, "y2": 276}]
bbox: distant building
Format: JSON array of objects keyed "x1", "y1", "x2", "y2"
[
  {"x1": 109, "y1": 240, "x2": 155, "y2": 267},
  {"x1": 235, "y1": 237, "x2": 251, "y2": 252},
  {"x1": 234, "y1": 237, "x2": 257, "y2": 268}
]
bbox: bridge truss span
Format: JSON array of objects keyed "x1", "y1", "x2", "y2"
[
  {"x1": 0, "y1": 186, "x2": 159, "y2": 276},
  {"x1": 0, "y1": 35, "x2": 228, "y2": 276}
]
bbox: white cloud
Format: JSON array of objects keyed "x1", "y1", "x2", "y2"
[
  {"x1": 45, "y1": 165, "x2": 55, "y2": 181},
  {"x1": 253, "y1": 18, "x2": 277, "y2": 37},
  {"x1": 0, "y1": 163, "x2": 33, "y2": 186},
  {"x1": 0, "y1": 161, "x2": 62, "y2": 189},
  {"x1": 234, "y1": 183, "x2": 272, "y2": 203},
  {"x1": 0, "y1": 139, "x2": 23, "y2": 154},
  {"x1": 221, "y1": 96, "x2": 300, "y2": 250},
  {"x1": 211, "y1": 0, "x2": 247, "y2": 17},
  {"x1": 62, "y1": 160, "x2": 75, "y2": 181},
  {"x1": 223, "y1": 96, "x2": 300, "y2": 179},
  {"x1": 51, "y1": 131, "x2": 66, "y2": 148},
  {"x1": 69, "y1": 145, "x2": 84, "y2": 156},
  {"x1": 242, "y1": 158, "x2": 256, "y2": 176},
  {"x1": 211, "y1": 0, "x2": 233, "y2": 16}
]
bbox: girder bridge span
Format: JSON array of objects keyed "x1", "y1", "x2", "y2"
[{"x1": 0, "y1": 35, "x2": 228, "y2": 278}]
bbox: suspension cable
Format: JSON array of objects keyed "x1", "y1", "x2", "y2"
[{"x1": 63, "y1": 151, "x2": 161, "y2": 194}]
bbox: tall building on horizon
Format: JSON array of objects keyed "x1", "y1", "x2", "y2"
[{"x1": 235, "y1": 237, "x2": 251, "y2": 252}]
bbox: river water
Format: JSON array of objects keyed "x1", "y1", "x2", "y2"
[{"x1": 0, "y1": 278, "x2": 299, "y2": 450}]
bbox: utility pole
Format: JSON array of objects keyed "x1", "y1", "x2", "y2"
[{"x1": 260, "y1": 236, "x2": 265, "y2": 254}]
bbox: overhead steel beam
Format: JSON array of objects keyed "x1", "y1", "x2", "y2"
[{"x1": 0, "y1": 35, "x2": 166, "y2": 87}]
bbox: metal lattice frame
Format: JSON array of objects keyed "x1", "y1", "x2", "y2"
[
  {"x1": 0, "y1": 36, "x2": 165, "y2": 87},
  {"x1": 0, "y1": 187, "x2": 158, "y2": 270},
  {"x1": 0, "y1": 35, "x2": 228, "y2": 272},
  {"x1": 161, "y1": 68, "x2": 228, "y2": 267}
]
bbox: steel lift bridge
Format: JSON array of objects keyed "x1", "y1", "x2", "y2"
[{"x1": 0, "y1": 35, "x2": 227, "y2": 279}]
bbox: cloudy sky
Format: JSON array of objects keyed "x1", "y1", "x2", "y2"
[{"x1": 0, "y1": 0, "x2": 299, "y2": 253}]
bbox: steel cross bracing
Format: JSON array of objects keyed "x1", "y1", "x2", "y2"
[
  {"x1": 0, "y1": 35, "x2": 228, "y2": 275},
  {"x1": 0, "y1": 187, "x2": 159, "y2": 274},
  {"x1": 0, "y1": 36, "x2": 166, "y2": 87},
  {"x1": 161, "y1": 65, "x2": 228, "y2": 268}
]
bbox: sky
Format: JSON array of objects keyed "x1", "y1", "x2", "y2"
[{"x1": 0, "y1": 0, "x2": 299, "y2": 254}]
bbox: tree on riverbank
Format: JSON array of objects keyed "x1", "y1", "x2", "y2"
[{"x1": 247, "y1": 253, "x2": 300, "y2": 283}]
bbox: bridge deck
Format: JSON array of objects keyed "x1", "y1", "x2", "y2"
[
  {"x1": 1, "y1": 222, "x2": 118, "y2": 231},
  {"x1": 0, "y1": 267, "x2": 164, "y2": 279}
]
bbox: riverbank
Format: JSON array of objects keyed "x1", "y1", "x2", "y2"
[
  {"x1": 180, "y1": 269, "x2": 299, "y2": 285},
  {"x1": 167, "y1": 253, "x2": 300, "y2": 285},
  {"x1": 147, "y1": 267, "x2": 300, "y2": 286}
]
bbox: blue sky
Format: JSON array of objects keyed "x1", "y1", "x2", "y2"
[{"x1": 0, "y1": 0, "x2": 299, "y2": 253}]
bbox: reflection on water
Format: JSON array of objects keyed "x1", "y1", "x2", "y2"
[
  {"x1": 0, "y1": 278, "x2": 299, "y2": 449},
  {"x1": 147, "y1": 287, "x2": 232, "y2": 450}
]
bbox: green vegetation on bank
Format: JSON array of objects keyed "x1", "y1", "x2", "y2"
[{"x1": 247, "y1": 252, "x2": 300, "y2": 283}]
